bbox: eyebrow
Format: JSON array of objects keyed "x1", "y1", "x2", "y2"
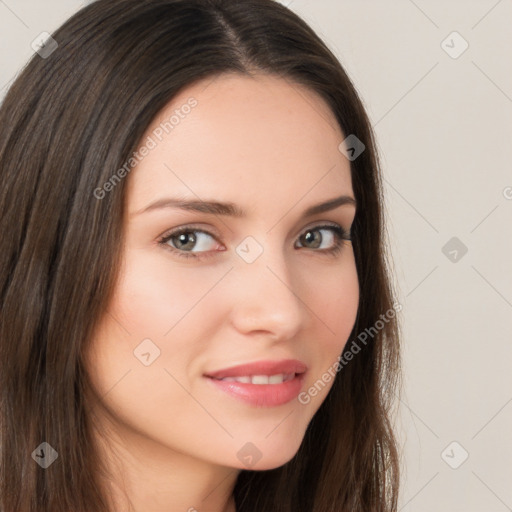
[{"x1": 133, "y1": 194, "x2": 356, "y2": 218}]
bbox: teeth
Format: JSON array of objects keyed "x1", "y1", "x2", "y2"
[
  {"x1": 221, "y1": 376, "x2": 251, "y2": 383},
  {"x1": 268, "y1": 374, "x2": 285, "y2": 384},
  {"x1": 218, "y1": 373, "x2": 295, "y2": 384},
  {"x1": 252, "y1": 375, "x2": 270, "y2": 384}
]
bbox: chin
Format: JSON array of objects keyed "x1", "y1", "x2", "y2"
[{"x1": 230, "y1": 441, "x2": 303, "y2": 472}]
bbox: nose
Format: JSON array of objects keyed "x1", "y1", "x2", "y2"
[{"x1": 227, "y1": 245, "x2": 306, "y2": 342}]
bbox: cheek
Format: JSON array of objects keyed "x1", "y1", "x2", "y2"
[
  {"x1": 300, "y1": 251, "x2": 359, "y2": 398},
  {"x1": 84, "y1": 250, "x2": 209, "y2": 389},
  {"x1": 111, "y1": 249, "x2": 219, "y2": 339},
  {"x1": 89, "y1": 249, "x2": 232, "y2": 396},
  {"x1": 312, "y1": 250, "x2": 359, "y2": 344},
  {"x1": 333, "y1": 263, "x2": 359, "y2": 343},
  {"x1": 83, "y1": 252, "x2": 220, "y2": 449}
]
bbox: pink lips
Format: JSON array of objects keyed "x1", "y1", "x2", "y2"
[
  {"x1": 204, "y1": 359, "x2": 308, "y2": 408},
  {"x1": 205, "y1": 359, "x2": 307, "y2": 380}
]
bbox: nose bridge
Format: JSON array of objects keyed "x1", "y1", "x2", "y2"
[{"x1": 229, "y1": 236, "x2": 304, "y2": 337}]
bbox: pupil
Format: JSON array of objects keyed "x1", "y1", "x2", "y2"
[
  {"x1": 177, "y1": 232, "x2": 196, "y2": 250},
  {"x1": 304, "y1": 230, "x2": 320, "y2": 248}
]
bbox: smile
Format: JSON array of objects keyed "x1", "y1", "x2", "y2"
[{"x1": 211, "y1": 373, "x2": 296, "y2": 384}]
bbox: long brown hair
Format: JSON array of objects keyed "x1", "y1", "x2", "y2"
[{"x1": 0, "y1": 1, "x2": 402, "y2": 510}]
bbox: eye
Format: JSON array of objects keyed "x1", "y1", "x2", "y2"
[
  {"x1": 158, "y1": 226, "x2": 221, "y2": 260},
  {"x1": 157, "y1": 222, "x2": 351, "y2": 260},
  {"x1": 295, "y1": 223, "x2": 351, "y2": 256}
]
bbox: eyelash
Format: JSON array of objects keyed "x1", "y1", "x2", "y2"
[{"x1": 157, "y1": 222, "x2": 351, "y2": 261}]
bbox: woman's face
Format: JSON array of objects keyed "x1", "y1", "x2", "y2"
[{"x1": 86, "y1": 73, "x2": 359, "y2": 473}]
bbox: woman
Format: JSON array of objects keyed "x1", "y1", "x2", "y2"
[{"x1": 0, "y1": 1, "x2": 402, "y2": 511}]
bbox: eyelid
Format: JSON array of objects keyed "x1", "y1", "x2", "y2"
[
  {"x1": 157, "y1": 223, "x2": 220, "y2": 242},
  {"x1": 303, "y1": 220, "x2": 351, "y2": 238}
]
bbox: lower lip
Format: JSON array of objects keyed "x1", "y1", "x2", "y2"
[{"x1": 205, "y1": 373, "x2": 305, "y2": 407}]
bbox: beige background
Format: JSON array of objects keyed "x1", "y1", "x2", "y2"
[{"x1": 1, "y1": 1, "x2": 511, "y2": 510}]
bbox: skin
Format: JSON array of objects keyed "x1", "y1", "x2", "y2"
[{"x1": 84, "y1": 72, "x2": 360, "y2": 512}]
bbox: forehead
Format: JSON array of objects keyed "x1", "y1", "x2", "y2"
[{"x1": 126, "y1": 73, "x2": 353, "y2": 215}]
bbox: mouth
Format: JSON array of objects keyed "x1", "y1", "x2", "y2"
[
  {"x1": 207, "y1": 372, "x2": 298, "y2": 384},
  {"x1": 203, "y1": 359, "x2": 307, "y2": 407},
  {"x1": 204, "y1": 358, "x2": 307, "y2": 380}
]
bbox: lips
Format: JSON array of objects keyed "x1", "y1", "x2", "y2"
[
  {"x1": 204, "y1": 359, "x2": 308, "y2": 407},
  {"x1": 204, "y1": 359, "x2": 308, "y2": 380}
]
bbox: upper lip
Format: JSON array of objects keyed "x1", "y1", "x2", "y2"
[{"x1": 205, "y1": 359, "x2": 308, "y2": 379}]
